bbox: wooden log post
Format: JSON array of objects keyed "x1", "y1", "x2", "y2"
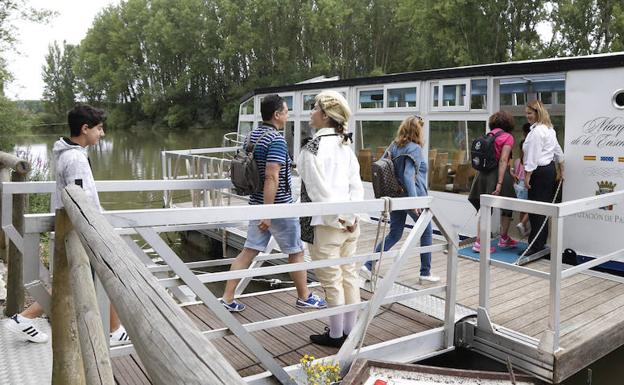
[
  {"x1": 5, "y1": 170, "x2": 29, "y2": 315},
  {"x1": 51, "y1": 209, "x2": 86, "y2": 385},
  {"x1": 2, "y1": 151, "x2": 31, "y2": 314},
  {"x1": 66, "y1": 230, "x2": 114, "y2": 385},
  {"x1": 61, "y1": 185, "x2": 245, "y2": 385},
  {"x1": 0, "y1": 166, "x2": 9, "y2": 263}
]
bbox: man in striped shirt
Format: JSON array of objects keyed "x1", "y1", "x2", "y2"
[{"x1": 221, "y1": 95, "x2": 326, "y2": 312}]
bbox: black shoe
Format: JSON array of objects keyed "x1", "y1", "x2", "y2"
[{"x1": 310, "y1": 327, "x2": 346, "y2": 348}]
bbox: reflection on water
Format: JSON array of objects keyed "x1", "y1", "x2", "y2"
[{"x1": 11, "y1": 127, "x2": 228, "y2": 210}]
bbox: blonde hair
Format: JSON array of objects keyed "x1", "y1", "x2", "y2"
[
  {"x1": 527, "y1": 99, "x2": 553, "y2": 128},
  {"x1": 315, "y1": 90, "x2": 352, "y2": 134},
  {"x1": 394, "y1": 116, "x2": 424, "y2": 147}
]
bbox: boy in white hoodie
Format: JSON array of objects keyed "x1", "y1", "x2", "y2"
[{"x1": 5, "y1": 105, "x2": 129, "y2": 346}]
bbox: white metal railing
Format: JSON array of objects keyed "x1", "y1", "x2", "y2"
[
  {"x1": 9, "y1": 178, "x2": 459, "y2": 384},
  {"x1": 161, "y1": 146, "x2": 239, "y2": 207},
  {"x1": 477, "y1": 189, "x2": 624, "y2": 354}
]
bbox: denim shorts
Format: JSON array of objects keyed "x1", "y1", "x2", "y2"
[
  {"x1": 514, "y1": 180, "x2": 528, "y2": 200},
  {"x1": 244, "y1": 217, "x2": 303, "y2": 254}
]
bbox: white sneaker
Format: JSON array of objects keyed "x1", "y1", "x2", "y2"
[
  {"x1": 4, "y1": 315, "x2": 49, "y2": 343},
  {"x1": 110, "y1": 325, "x2": 131, "y2": 346},
  {"x1": 419, "y1": 275, "x2": 440, "y2": 283},
  {"x1": 360, "y1": 265, "x2": 372, "y2": 281},
  {"x1": 516, "y1": 222, "x2": 525, "y2": 237}
]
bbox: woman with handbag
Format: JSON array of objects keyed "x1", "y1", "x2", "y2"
[
  {"x1": 298, "y1": 90, "x2": 365, "y2": 348},
  {"x1": 361, "y1": 116, "x2": 440, "y2": 283}
]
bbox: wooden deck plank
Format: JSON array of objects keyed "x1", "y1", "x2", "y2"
[
  {"x1": 512, "y1": 278, "x2": 624, "y2": 337},
  {"x1": 492, "y1": 275, "x2": 615, "y2": 328},
  {"x1": 112, "y1": 356, "x2": 151, "y2": 385}
]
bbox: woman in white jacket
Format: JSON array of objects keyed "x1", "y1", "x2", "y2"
[{"x1": 298, "y1": 90, "x2": 364, "y2": 348}]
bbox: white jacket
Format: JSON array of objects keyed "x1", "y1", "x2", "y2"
[
  {"x1": 52, "y1": 138, "x2": 101, "y2": 211},
  {"x1": 297, "y1": 127, "x2": 364, "y2": 229}
]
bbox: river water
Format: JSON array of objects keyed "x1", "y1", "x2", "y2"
[
  {"x1": 11, "y1": 126, "x2": 228, "y2": 210},
  {"x1": 7, "y1": 127, "x2": 624, "y2": 384}
]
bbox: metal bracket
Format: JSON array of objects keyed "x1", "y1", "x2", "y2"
[
  {"x1": 476, "y1": 306, "x2": 496, "y2": 334},
  {"x1": 24, "y1": 280, "x2": 51, "y2": 315}
]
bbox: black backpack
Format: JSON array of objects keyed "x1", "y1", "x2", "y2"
[
  {"x1": 470, "y1": 130, "x2": 503, "y2": 171},
  {"x1": 230, "y1": 129, "x2": 273, "y2": 195}
]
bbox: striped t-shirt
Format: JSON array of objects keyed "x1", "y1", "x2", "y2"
[{"x1": 246, "y1": 124, "x2": 293, "y2": 205}]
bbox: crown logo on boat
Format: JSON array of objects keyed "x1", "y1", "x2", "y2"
[{"x1": 596, "y1": 180, "x2": 617, "y2": 210}]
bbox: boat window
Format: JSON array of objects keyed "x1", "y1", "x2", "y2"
[
  {"x1": 387, "y1": 87, "x2": 417, "y2": 108},
  {"x1": 470, "y1": 79, "x2": 487, "y2": 110},
  {"x1": 500, "y1": 81, "x2": 528, "y2": 106},
  {"x1": 240, "y1": 98, "x2": 254, "y2": 115},
  {"x1": 432, "y1": 85, "x2": 440, "y2": 107},
  {"x1": 359, "y1": 89, "x2": 384, "y2": 109},
  {"x1": 303, "y1": 94, "x2": 318, "y2": 111},
  {"x1": 428, "y1": 120, "x2": 485, "y2": 194},
  {"x1": 354, "y1": 120, "x2": 402, "y2": 181},
  {"x1": 238, "y1": 121, "x2": 254, "y2": 138},
  {"x1": 534, "y1": 80, "x2": 565, "y2": 105},
  {"x1": 300, "y1": 121, "x2": 315, "y2": 146},
  {"x1": 431, "y1": 79, "x2": 469, "y2": 111},
  {"x1": 442, "y1": 84, "x2": 466, "y2": 107},
  {"x1": 283, "y1": 95, "x2": 294, "y2": 111},
  {"x1": 614, "y1": 89, "x2": 624, "y2": 109}
]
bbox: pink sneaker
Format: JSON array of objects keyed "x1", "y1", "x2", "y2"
[
  {"x1": 472, "y1": 240, "x2": 496, "y2": 253},
  {"x1": 498, "y1": 235, "x2": 518, "y2": 249}
]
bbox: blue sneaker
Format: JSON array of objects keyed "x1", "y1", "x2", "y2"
[
  {"x1": 221, "y1": 299, "x2": 246, "y2": 312},
  {"x1": 296, "y1": 293, "x2": 327, "y2": 309}
]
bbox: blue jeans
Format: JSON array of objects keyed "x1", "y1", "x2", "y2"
[{"x1": 365, "y1": 210, "x2": 433, "y2": 276}]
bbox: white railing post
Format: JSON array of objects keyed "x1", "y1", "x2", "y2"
[
  {"x1": 477, "y1": 203, "x2": 493, "y2": 332},
  {"x1": 541, "y1": 215, "x2": 563, "y2": 353}
]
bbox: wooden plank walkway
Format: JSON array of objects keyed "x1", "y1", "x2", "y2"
[
  {"x1": 111, "y1": 288, "x2": 442, "y2": 384},
  {"x1": 113, "y1": 198, "x2": 624, "y2": 383}
]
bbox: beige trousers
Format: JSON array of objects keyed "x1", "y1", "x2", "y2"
[{"x1": 309, "y1": 225, "x2": 361, "y2": 306}]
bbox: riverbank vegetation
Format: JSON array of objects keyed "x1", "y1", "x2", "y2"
[{"x1": 3, "y1": 1, "x2": 624, "y2": 136}]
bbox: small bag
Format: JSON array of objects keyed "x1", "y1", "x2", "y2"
[
  {"x1": 470, "y1": 130, "x2": 503, "y2": 171},
  {"x1": 230, "y1": 129, "x2": 272, "y2": 195},
  {"x1": 371, "y1": 145, "x2": 417, "y2": 198}
]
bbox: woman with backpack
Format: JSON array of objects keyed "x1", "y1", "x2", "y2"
[
  {"x1": 361, "y1": 115, "x2": 440, "y2": 283},
  {"x1": 298, "y1": 90, "x2": 365, "y2": 348},
  {"x1": 468, "y1": 110, "x2": 519, "y2": 253}
]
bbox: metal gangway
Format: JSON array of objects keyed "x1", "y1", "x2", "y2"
[{"x1": 1, "y1": 177, "x2": 460, "y2": 384}]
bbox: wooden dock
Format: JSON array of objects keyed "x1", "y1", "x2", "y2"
[
  {"x1": 111, "y1": 288, "x2": 442, "y2": 384},
  {"x1": 169, "y1": 215, "x2": 624, "y2": 384}
]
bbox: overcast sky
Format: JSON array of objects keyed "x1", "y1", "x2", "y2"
[{"x1": 5, "y1": 0, "x2": 120, "y2": 100}]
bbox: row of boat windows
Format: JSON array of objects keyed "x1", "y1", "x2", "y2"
[
  {"x1": 238, "y1": 115, "x2": 565, "y2": 196},
  {"x1": 239, "y1": 80, "x2": 566, "y2": 115}
]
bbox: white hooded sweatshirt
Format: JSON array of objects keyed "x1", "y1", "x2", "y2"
[{"x1": 52, "y1": 137, "x2": 101, "y2": 211}]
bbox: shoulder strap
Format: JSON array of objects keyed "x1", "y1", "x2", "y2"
[
  {"x1": 249, "y1": 127, "x2": 275, "y2": 153},
  {"x1": 488, "y1": 129, "x2": 504, "y2": 139}
]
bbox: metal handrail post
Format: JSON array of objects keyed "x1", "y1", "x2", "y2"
[
  {"x1": 477, "y1": 203, "x2": 493, "y2": 332},
  {"x1": 544, "y1": 215, "x2": 564, "y2": 353}
]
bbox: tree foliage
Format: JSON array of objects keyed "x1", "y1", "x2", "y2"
[
  {"x1": 33, "y1": 0, "x2": 624, "y2": 129},
  {"x1": 42, "y1": 40, "x2": 77, "y2": 120}
]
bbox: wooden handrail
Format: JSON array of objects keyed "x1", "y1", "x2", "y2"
[
  {"x1": 61, "y1": 185, "x2": 245, "y2": 385},
  {"x1": 0, "y1": 151, "x2": 30, "y2": 175}
]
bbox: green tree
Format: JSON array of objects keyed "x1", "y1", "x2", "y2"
[
  {"x1": 550, "y1": 0, "x2": 623, "y2": 55},
  {"x1": 42, "y1": 40, "x2": 77, "y2": 120}
]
